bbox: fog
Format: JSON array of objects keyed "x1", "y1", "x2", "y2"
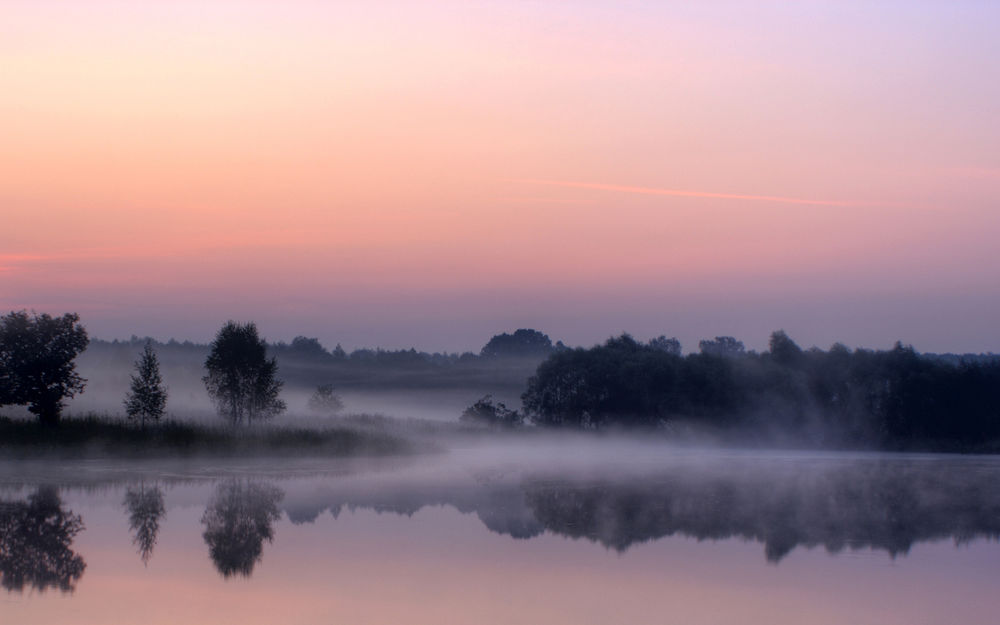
[
  {"x1": 2, "y1": 441, "x2": 999, "y2": 569},
  {"x1": 60, "y1": 339, "x2": 532, "y2": 424}
]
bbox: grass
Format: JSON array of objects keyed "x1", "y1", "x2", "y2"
[{"x1": 0, "y1": 413, "x2": 414, "y2": 458}]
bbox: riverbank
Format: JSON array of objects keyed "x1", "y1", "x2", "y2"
[{"x1": 0, "y1": 414, "x2": 414, "y2": 458}]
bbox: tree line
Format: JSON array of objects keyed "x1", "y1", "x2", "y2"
[
  {"x1": 3, "y1": 309, "x2": 999, "y2": 450},
  {"x1": 0, "y1": 312, "x2": 291, "y2": 427},
  {"x1": 519, "y1": 332, "x2": 1000, "y2": 449}
]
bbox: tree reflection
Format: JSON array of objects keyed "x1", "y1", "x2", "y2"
[
  {"x1": 267, "y1": 458, "x2": 1000, "y2": 563},
  {"x1": 521, "y1": 460, "x2": 1000, "y2": 562},
  {"x1": 0, "y1": 486, "x2": 86, "y2": 592},
  {"x1": 123, "y1": 484, "x2": 165, "y2": 565},
  {"x1": 202, "y1": 480, "x2": 283, "y2": 578}
]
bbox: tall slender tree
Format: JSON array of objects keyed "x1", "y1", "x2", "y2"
[{"x1": 124, "y1": 342, "x2": 167, "y2": 428}]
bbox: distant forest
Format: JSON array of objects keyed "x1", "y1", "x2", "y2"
[
  {"x1": 80, "y1": 328, "x2": 560, "y2": 393},
  {"x1": 84, "y1": 328, "x2": 997, "y2": 385}
]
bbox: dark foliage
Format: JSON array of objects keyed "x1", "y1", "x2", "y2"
[
  {"x1": 699, "y1": 336, "x2": 746, "y2": 357},
  {"x1": 647, "y1": 335, "x2": 682, "y2": 355},
  {"x1": 461, "y1": 394, "x2": 524, "y2": 428},
  {"x1": 523, "y1": 331, "x2": 1000, "y2": 449},
  {"x1": 481, "y1": 329, "x2": 554, "y2": 359},
  {"x1": 204, "y1": 321, "x2": 285, "y2": 426},
  {"x1": 0, "y1": 311, "x2": 89, "y2": 426}
]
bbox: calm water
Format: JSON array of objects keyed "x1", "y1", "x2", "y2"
[{"x1": 2, "y1": 444, "x2": 999, "y2": 624}]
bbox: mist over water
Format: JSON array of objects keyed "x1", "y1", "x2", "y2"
[{"x1": 2, "y1": 444, "x2": 999, "y2": 624}]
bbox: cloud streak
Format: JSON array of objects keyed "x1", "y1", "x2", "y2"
[{"x1": 512, "y1": 179, "x2": 887, "y2": 208}]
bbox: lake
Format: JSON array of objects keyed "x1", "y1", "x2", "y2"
[{"x1": 2, "y1": 442, "x2": 999, "y2": 624}]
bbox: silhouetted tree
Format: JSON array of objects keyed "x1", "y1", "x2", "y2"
[
  {"x1": 481, "y1": 329, "x2": 554, "y2": 358},
  {"x1": 648, "y1": 336, "x2": 682, "y2": 355},
  {"x1": 203, "y1": 321, "x2": 285, "y2": 426},
  {"x1": 124, "y1": 342, "x2": 167, "y2": 428},
  {"x1": 201, "y1": 480, "x2": 283, "y2": 578},
  {"x1": 699, "y1": 336, "x2": 746, "y2": 357},
  {"x1": 461, "y1": 395, "x2": 524, "y2": 427},
  {"x1": 0, "y1": 311, "x2": 89, "y2": 426},
  {"x1": 0, "y1": 487, "x2": 86, "y2": 592},
  {"x1": 272, "y1": 336, "x2": 332, "y2": 361},
  {"x1": 522, "y1": 328, "x2": 1000, "y2": 448},
  {"x1": 307, "y1": 384, "x2": 344, "y2": 415},
  {"x1": 768, "y1": 330, "x2": 803, "y2": 366},
  {"x1": 523, "y1": 334, "x2": 690, "y2": 428},
  {"x1": 123, "y1": 484, "x2": 165, "y2": 565}
]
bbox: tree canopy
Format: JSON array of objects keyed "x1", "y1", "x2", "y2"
[
  {"x1": 480, "y1": 329, "x2": 554, "y2": 359},
  {"x1": 461, "y1": 395, "x2": 524, "y2": 428},
  {"x1": 522, "y1": 331, "x2": 1000, "y2": 448},
  {"x1": 0, "y1": 311, "x2": 89, "y2": 426},
  {"x1": 203, "y1": 321, "x2": 285, "y2": 426}
]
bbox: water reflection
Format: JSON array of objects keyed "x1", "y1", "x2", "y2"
[
  {"x1": 278, "y1": 458, "x2": 1000, "y2": 562},
  {"x1": 201, "y1": 480, "x2": 283, "y2": 578},
  {"x1": 4, "y1": 455, "x2": 1000, "y2": 591},
  {"x1": 519, "y1": 461, "x2": 1000, "y2": 560},
  {"x1": 521, "y1": 463, "x2": 1000, "y2": 561},
  {"x1": 123, "y1": 484, "x2": 165, "y2": 565},
  {"x1": 0, "y1": 487, "x2": 86, "y2": 592}
]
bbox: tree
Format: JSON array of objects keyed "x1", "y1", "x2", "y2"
[
  {"x1": 699, "y1": 336, "x2": 746, "y2": 357},
  {"x1": 0, "y1": 311, "x2": 89, "y2": 426},
  {"x1": 307, "y1": 384, "x2": 344, "y2": 415},
  {"x1": 124, "y1": 342, "x2": 167, "y2": 428},
  {"x1": 289, "y1": 336, "x2": 329, "y2": 359},
  {"x1": 481, "y1": 329, "x2": 554, "y2": 358},
  {"x1": 203, "y1": 321, "x2": 285, "y2": 426},
  {"x1": 648, "y1": 335, "x2": 682, "y2": 355},
  {"x1": 769, "y1": 330, "x2": 803, "y2": 365},
  {"x1": 522, "y1": 334, "x2": 685, "y2": 428},
  {"x1": 461, "y1": 395, "x2": 524, "y2": 427}
]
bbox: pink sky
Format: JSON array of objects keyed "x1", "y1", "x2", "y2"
[{"x1": 2, "y1": 1, "x2": 999, "y2": 352}]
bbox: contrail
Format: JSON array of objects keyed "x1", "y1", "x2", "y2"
[{"x1": 511, "y1": 178, "x2": 878, "y2": 207}]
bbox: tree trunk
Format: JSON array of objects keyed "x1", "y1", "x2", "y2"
[{"x1": 38, "y1": 406, "x2": 60, "y2": 427}]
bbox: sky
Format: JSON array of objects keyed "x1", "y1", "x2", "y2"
[{"x1": 2, "y1": 0, "x2": 999, "y2": 353}]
